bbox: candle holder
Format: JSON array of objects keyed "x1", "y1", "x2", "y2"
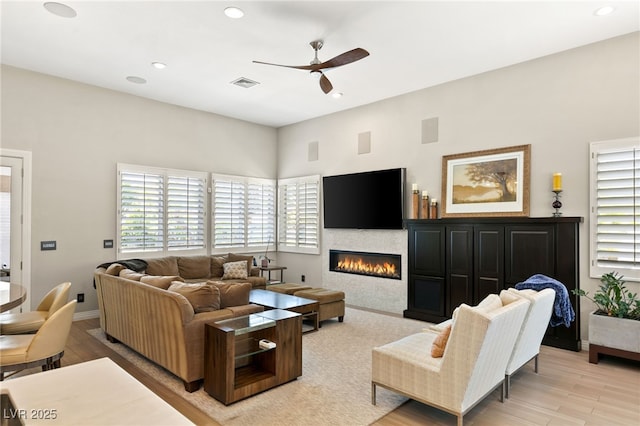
[
  {"x1": 552, "y1": 190, "x2": 563, "y2": 217},
  {"x1": 412, "y1": 190, "x2": 420, "y2": 219}
]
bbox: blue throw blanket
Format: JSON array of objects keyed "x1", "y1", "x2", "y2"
[{"x1": 515, "y1": 274, "x2": 575, "y2": 327}]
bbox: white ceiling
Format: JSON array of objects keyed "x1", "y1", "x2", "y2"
[{"x1": 2, "y1": 1, "x2": 638, "y2": 128}]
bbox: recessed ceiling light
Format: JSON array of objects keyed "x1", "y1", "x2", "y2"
[
  {"x1": 332, "y1": 92, "x2": 343, "y2": 99},
  {"x1": 43, "y1": 2, "x2": 77, "y2": 18},
  {"x1": 594, "y1": 6, "x2": 615, "y2": 16},
  {"x1": 224, "y1": 7, "x2": 244, "y2": 19},
  {"x1": 151, "y1": 62, "x2": 167, "y2": 69},
  {"x1": 126, "y1": 76, "x2": 147, "y2": 84}
]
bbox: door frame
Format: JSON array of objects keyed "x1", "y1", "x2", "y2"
[{"x1": 0, "y1": 148, "x2": 32, "y2": 311}]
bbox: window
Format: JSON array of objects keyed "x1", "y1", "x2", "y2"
[
  {"x1": 278, "y1": 175, "x2": 320, "y2": 254},
  {"x1": 118, "y1": 164, "x2": 207, "y2": 257},
  {"x1": 212, "y1": 174, "x2": 275, "y2": 253},
  {"x1": 591, "y1": 137, "x2": 640, "y2": 280}
]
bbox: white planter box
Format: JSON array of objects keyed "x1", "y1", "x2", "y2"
[{"x1": 588, "y1": 311, "x2": 640, "y2": 363}]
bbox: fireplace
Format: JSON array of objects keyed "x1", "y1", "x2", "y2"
[{"x1": 329, "y1": 249, "x2": 401, "y2": 280}]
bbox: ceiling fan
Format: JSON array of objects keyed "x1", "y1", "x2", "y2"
[{"x1": 253, "y1": 40, "x2": 369, "y2": 94}]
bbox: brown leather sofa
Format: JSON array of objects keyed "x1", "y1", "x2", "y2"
[{"x1": 94, "y1": 254, "x2": 266, "y2": 392}]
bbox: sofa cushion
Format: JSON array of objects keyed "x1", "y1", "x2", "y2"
[
  {"x1": 140, "y1": 275, "x2": 184, "y2": 290},
  {"x1": 211, "y1": 256, "x2": 226, "y2": 278},
  {"x1": 209, "y1": 281, "x2": 251, "y2": 308},
  {"x1": 431, "y1": 324, "x2": 452, "y2": 358},
  {"x1": 168, "y1": 282, "x2": 220, "y2": 313},
  {"x1": 119, "y1": 268, "x2": 146, "y2": 281},
  {"x1": 105, "y1": 263, "x2": 126, "y2": 275},
  {"x1": 146, "y1": 256, "x2": 179, "y2": 276},
  {"x1": 222, "y1": 260, "x2": 248, "y2": 280},
  {"x1": 177, "y1": 255, "x2": 211, "y2": 279},
  {"x1": 227, "y1": 253, "x2": 253, "y2": 275}
]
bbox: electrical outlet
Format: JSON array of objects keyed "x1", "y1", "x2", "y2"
[
  {"x1": 301, "y1": 275, "x2": 305, "y2": 282},
  {"x1": 77, "y1": 293, "x2": 84, "y2": 303}
]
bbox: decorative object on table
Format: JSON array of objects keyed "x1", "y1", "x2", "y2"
[
  {"x1": 430, "y1": 198, "x2": 438, "y2": 219},
  {"x1": 441, "y1": 144, "x2": 531, "y2": 217},
  {"x1": 261, "y1": 236, "x2": 272, "y2": 267},
  {"x1": 571, "y1": 271, "x2": 640, "y2": 363},
  {"x1": 552, "y1": 172, "x2": 563, "y2": 217},
  {"x1": 420, "y1": 190, "x2": 429, "y2": 219},
  {"x1": 411, "y1": 183, "x2": 419, "y2": 219}
]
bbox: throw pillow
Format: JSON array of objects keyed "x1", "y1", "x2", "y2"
[
  {"x1": 431, "y1": 324, "x2": 452, "y2": 358},
  {"x1": 140, "y1": 275, "x2": 184, "y2": 290},
  {"x1": 177, "y1": 255, "x2": 211, "y2": 279},
  {"x1": 499, "y1": 289, "x2": 521, "y2": 305},
  {"x1": 474, "y1": 293, "x2": 503, "y2": 313},
  {"x1": 227, "y1": 253, "x2": 253, "y2": 275},
  {"x1": 168, "y1": 282, "x2": 220, "y2": 313},
  {"x1": 222, "y1": 260, "x2": 248, "y2": 280},
  {"x1": 209, "y1": 281, "x2": 251, "y2": 308},
  {"x1": 211, "y1": 256, "x2": 226, "y2": 278},
  {"x1": 105, "y1": 263, "x2": 125, "y2": 275},
  {"x1": 119, "y1": 268, "x2": 146, "y2": 281},
  {"x1": 145, "y1": 256, "x2": 180, "y2": 276}
]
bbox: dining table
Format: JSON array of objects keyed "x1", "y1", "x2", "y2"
[{"x1": 0, "y1": 281, "x2": 26, "y2": 313}]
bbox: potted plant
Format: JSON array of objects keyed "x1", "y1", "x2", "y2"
[{"x1": 572, "y1": 272, "x2": 640, "y2": 363}]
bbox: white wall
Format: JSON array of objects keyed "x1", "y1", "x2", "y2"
[
  {"x1": 277, "y1": 33, "x2": 640, "y2": 338},
  {"x1": 1, "y1": 65, "x2": 278, "y2": 313}
]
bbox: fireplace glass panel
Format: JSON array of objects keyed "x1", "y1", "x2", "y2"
[{"x1": 329, "y1": 249, "x2": 401, "y2": 280}]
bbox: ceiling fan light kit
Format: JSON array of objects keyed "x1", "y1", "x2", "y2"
[{"x1": 253, "y1": 40, "x2": 369, "y2": 94}]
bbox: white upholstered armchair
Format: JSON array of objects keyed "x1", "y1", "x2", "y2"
[
  {"x1": 504, "y1": 288, "x2": 555, "y2": 397},
  {"x1": 371, "y1": 296, "x2": 529, "y2": 426}
]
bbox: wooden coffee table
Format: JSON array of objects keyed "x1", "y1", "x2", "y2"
[{"x1": 249, "y1": 289, "x2": 319, "y2": 333}]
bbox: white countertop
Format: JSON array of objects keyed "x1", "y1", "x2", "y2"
[{"x1": 0, "y1": 357, "x2": 193, "y2": 425}]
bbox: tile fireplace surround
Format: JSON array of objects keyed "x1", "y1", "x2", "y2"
[{"x1": 322, "y1": 229, "x2": 407, "y2": 314}]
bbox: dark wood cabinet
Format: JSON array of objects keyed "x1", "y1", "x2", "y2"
[{"x1": 404, "y1": 217, "x2": 582, "y2": 351}]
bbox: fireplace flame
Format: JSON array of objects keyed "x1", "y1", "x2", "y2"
[{"x1": 336, "y1": 256, "x2": 398, "y2": 278}]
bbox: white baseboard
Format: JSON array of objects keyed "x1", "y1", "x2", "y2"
[{"x1": 73, "y1": 309, "x2": 100, "y2": 321}]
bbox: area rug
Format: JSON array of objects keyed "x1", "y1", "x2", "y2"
[{"x1": 88, "y1": 307, "x2": 427, "y2": 426}]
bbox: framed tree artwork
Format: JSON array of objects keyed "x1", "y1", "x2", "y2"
[{"x1": 441, "y1": 144, "x2": 530, "y2": 217}]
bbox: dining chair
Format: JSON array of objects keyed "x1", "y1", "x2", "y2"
[
  {"x1": 0, "y1": 300, "x2": 77, "y2": 380},
  {"x1": 0, "y1": 282, "x2": 71, "y2": 335}
]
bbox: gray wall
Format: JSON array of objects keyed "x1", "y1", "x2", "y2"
[
  {"x1": 1, "y1": 65, "x2": 278, "y2": 313},
  {"x1": 277, "y1": 32, "x2": 640, "y2": 339}
]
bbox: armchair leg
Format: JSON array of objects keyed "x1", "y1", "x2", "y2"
[
  {"x1": 505, "y1": 375, "x2": 511, "y2": 399},
  {"x1": 534, "y1": 354, "x2": 539, "y2": 373},
  {"x1": 457, "y1": 414, "x2": 463, "y2": 426},
  {"x1": 499, "y1": 381, "x2": 505, "y2": 403},
  {"x1": 371, "y1": 383, "x2": 377, "y2": 405}
]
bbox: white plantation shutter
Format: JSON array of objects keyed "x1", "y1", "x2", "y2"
[
  {"x1": 117, "y1": 164, "x2": 207, "y2": 257},
  {"x1": 167, "y1": 175, "x2": 206, "y2": 250},
  {"x1": 591, "y1": 138, "x2": 640, "y2": 280},
  {"x1": 247, "y1": 181, "x2": 276, "y2": 248},
  {"x1": 119, "y1": 170, "x2": 164, "y2": 253},
  {"x1": 278, "y1": 176, "x2": 320, "y2": 254},
  {"x1": 212, "y1": 174, "x2": 276, "y2": 252}
]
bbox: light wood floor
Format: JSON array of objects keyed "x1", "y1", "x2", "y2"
[{"x1": 8, "y1": 317, "x2": 640, "y2": 425}]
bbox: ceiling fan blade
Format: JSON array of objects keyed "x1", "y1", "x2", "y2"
[
  {"x1": 252, "y1": 60, "x2": 316, "y2": 71},
  {"x1": 319, "y1": 73, "x2": 333, "y2": 94},
  {"x1": 315, "y1": 48, "x2": 369, "y2": 70}
]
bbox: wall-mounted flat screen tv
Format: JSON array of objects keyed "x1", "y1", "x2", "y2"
[{"x1": 323, "y1": 168, "x2": 406, "y2": 229}]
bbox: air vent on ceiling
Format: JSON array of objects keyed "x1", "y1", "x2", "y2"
[{"x1": 231, "y1": 77, "x2": 259, "y2": 88}]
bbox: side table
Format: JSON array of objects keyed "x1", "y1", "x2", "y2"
[
  {"x1": 204, "y1": 309, "x2": 301, "y2": 405},
  {"x1": 259, "y1": 265, "x2": 287, "y2": 285}
]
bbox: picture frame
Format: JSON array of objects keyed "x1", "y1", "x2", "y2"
[{"x1": 441, "y1": 144, "x2": 530, "y2": 217}]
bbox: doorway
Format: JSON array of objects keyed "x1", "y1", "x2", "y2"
[{"x1": 0, "y1": 149, "x2": 32, "y2": 311}]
